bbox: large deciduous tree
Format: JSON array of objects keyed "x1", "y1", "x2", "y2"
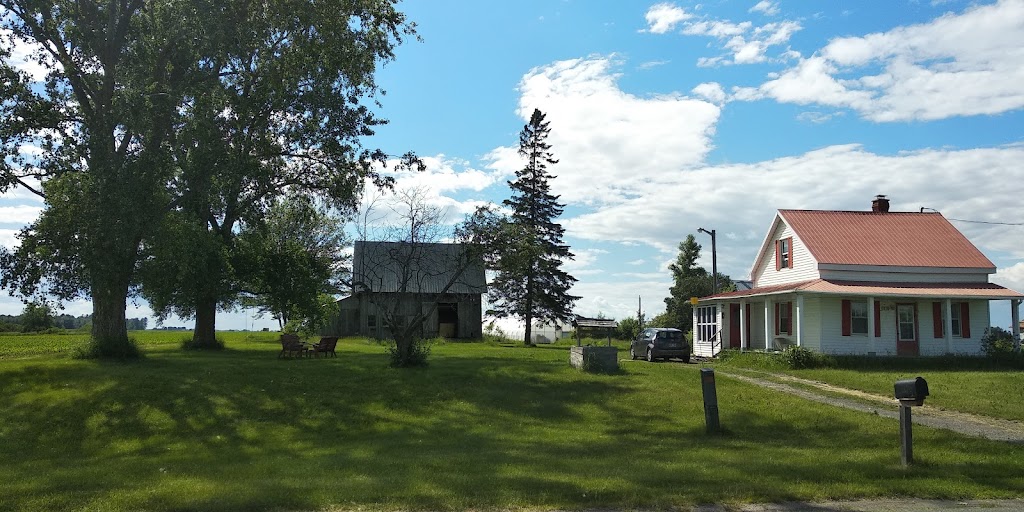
[
  {"x1": 139, "y1": 0, "x2": 417, "y2": 348},
  {"x1": 662, "y1": 234, "x2": 735, "y2": 333},
  {"x1": 0, "y1": 0, "x2": 417, "y2": 356},
  {"x1": 487, "y1": 108, "x2": 579, "y2": 346},
  {"x1": 0, "y1": 0, "x2": 212, "y2": 357},
  {"x1": 237, "y1": 194, "x2": 350, "y2": 333}
]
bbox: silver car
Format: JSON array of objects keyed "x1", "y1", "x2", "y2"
[{"x1": 630, "y1": 328, "x2": 690, "y2": 363}]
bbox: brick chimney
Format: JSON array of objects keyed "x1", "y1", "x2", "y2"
[{"x1": 871, "y1": 194, "x2": 890, "y2": 213}]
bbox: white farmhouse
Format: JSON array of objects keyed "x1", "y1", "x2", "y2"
[{"x1": 694, "y1": 196, "x2": 1023, "y2": 357}]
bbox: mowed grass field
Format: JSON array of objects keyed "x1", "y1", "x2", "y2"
[
  {"x1": 1, "y1": 332, "x2": 1023, "y2": 511},
  {"x1": 714, "y1": 351, "x2": 1024, "y2": 422}
]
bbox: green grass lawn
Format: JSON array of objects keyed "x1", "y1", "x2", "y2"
[
  {"x1": 714, "y1": 351, "x2": 1024, "y2": 421},
  {"x1": 2, "y1": 333, "x2": 1023, "y2": 511}
]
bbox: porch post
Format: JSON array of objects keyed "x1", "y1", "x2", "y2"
[
  {"x1": 740, "y1": 299, "x2": 748, "y2": 352},
  {"x1": 764, "y1": 298, "x2": 773, "y2": 351},
  {"x1": 795, "y1": 293, "x2": 804, "y2": 347},
  {"x1": 944, "y1": 299, "x2": 954, "y2": 353},
  {"x1": 867, "y1": 296, "x2": 876, "y2": 354},
  {"x1": 692, "y1": 306, "x2": 698, "y2": 348},
  {"x1": 1012, "y1": 299, "x2": 1021, "y2": 353}
]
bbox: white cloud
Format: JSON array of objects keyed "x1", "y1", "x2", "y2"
[
  {"x1": 750, "y1": 0, "x2": 1024, "y2": 121},
  {"x1": 627, "y1": 259, "x2": 647, "y2": 266},
  {"x1": 0, "y1": 27, "x2": 56, "y2": 81},
  {"x1": 638, "y1": 59, "x2": 670, "y2": 70},
  {"x1": 0, "y1": 205, "x2": 42, "y2": 224},
  {"x1": 487, "y1": 56, "x2": 720, "y2": 206},
  {"x1": 692, "y1": 82, "x2": 726, "y2": 104},
  {"x1": 750, "y1": 1, "x2": 780, "y2": 16},
  {"x1": 362, "y1": 154, "x2": 504, "y2": 229},
  {"x1": 643, "y1": 3, "x2": 693, "y2": 34},
  {"x1": 660, "y1": 10, "x2": 801, "y2": 66},
  {"x1": 994, "y1": 262, "x2": 1024, "y2": 295},
  {"x1": 0, "y1": 229, "x2": 18, "y2": 250},
  {"x1": 796, "y1": 110, "x2": 845, "y2": 124},
  {"x1": 563, "y1": 143, "x2": 1024, "y2": 269}
]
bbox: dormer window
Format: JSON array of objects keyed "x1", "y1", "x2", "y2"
[{"x1": 775, "y1": 237, "x2": 793, "y2": 270}]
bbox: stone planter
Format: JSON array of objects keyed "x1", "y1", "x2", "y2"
[{"x1": 569, "y1": 345, "x2": 619, "y2": 373}]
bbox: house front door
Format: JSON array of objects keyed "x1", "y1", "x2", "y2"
[
  {"x1": 729, "y1": 304, "x2": 741, "y2": 349},
  {"x1": 896, "y1": 303, "x2": 919, "y2": 356}
]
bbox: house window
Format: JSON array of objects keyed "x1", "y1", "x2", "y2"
[
  {"x1": 933, "y1": 302, "x2": 971, "y2": 338},
  {"x1": 897, "y1": 304, "x2": 916, "y2": 341},
  {"x1": 367, "y1": 314, "x2": 377, "y2": 329},
  {"x1": 850, "y1": 301, "x2": 868, "y2": 335},
  {"x1": 951, "y1": 305, "x2": 962, "y2": 336},
  {"x1": 695, "y1": 305, "x2": 718, "y2": 345},
  {"x1": 776, "y1": 302, "x2": 792, "y2": 335},
  {"x1": 776, "y1": 237, "x2": 793, "y2": 270}
]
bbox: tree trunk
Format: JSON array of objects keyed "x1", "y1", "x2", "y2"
[
  {"x1": 191, "y1": 297, "x2": 219, "y2": 348},
  {"x1": 90, "y1": 277, "x2": 134, "y2": 357},
  {"x1": 524, "y1": 309, "x2": 533, "y2": 346}
]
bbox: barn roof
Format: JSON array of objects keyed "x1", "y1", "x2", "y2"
[{"x1": 352, "y1": 241, "x2": 486, "y2": 295}]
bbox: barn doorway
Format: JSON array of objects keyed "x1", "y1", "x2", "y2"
[{"x1": 438, "y1": 303, "x2": 458, "y2": 338}]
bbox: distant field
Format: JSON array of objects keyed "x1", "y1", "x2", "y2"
[
  {"x1": 1, "y1": 334, "x2": 1023, "y2": 511},
  {"x1": 0, "y1": 330, "x2": 278, "y2": 359}
]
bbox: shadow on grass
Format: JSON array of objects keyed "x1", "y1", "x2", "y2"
[{"x1": 1, "y1": 341, "x2": 1023, "y2": 511}]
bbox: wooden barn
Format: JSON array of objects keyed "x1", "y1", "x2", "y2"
[{"x1": 330, "y1": 241, "x2": 486, "y2": 340}]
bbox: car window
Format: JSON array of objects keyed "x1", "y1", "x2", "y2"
[{"x1": 657, "y1": 331, "x2": 682, "y2": 340}]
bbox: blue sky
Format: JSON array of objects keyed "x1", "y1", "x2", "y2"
[{"x1": 2, "y1": 0, "x2": 1024, "y2": 331}]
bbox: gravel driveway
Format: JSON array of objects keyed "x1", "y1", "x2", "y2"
[{"x1": 714, "y1": 369, "x2": 1024, "y2": 443}]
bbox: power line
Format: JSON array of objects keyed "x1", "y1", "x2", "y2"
[
  {"x1": 946, "y1": 218, "x2": 1024, "y2": 226},
  {"x1": 919, "y1": 207, "x2": 1024, "y2": 226}
]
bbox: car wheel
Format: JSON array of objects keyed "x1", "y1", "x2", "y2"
[
  {"x1": 682, "y1": 353, "x2": 691, "y2": 364},
  {"x1": 630, "y1": 346, "x2": 637, "y2": 360},
  {"x1": 646, "y1": 348, "x2": 655, "y2": 362}
]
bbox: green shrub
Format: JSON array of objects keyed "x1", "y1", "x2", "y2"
[
  {"x1": 387, "y1": 339, "x2": 431, "y2": 368},
  {"x1": 778, "y1": 346, "x2": 829, "y2": 369},
  {"x1": 981, "y1": 327, "x2": 1017, "y2": 356}
]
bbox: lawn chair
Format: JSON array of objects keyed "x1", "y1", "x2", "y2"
[
  {"x1": 279, "y1": 333, "x2": 308, "y2": 358},
  {"x1": 311, "y1": 336, "x2": 338, "y2": 358}
]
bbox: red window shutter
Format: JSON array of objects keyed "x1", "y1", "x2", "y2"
[
  {"x1": 788, "y1": 237, "x2": 794, "y2": 268},
  {"x1": 774, "y1": 303, "x2": 780, "y2": 335},
  {"x1": 873, "y1": 301, "x2": 881, "y2": 337},
  {"x1": 841, "y1": 300, "x2": 851, "y2": 336},
  {"x1": 932, "y1": 302, "x2": 943, "y2": 338},
  {"x1": 960, "y1": 302, "x2": 971, "y2": 338},
  {"x1": 775, "y1": 240, "x2": 781, "y2": 271}
]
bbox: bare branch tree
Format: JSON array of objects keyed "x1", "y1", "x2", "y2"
[{"x1": 350, "y1": 187, "x2": 485, "y2": 367}]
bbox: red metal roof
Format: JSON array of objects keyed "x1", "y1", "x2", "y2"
[
  {"x1": 778, "y1": 210, "x2": 995, "y2": 269},
  {"x1": 702, "y1": 279, "x2": 1024, "y2": 301}
]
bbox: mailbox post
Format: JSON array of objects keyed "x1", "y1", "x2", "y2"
[
  {"x1": 700, "y1": 368, "x2": 720, "y2": 433},
  {"x1": 894, "y1": 377, "x2": 929, "y2": 466}
]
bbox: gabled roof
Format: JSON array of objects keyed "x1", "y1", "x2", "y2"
[
  {"x1": 702, "y1": 279, "x2": 1024, "y2": 301},
  {"x1": 778, "y1": 210, "x2": 995, "y2": 270},
  {"x1": 352, "y1": 241, "x2": 486, "y2": 295}
]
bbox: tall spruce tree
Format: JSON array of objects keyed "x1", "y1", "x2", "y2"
[{"x1": 490, "y1": 109, "x2": 579, "y2": 345}]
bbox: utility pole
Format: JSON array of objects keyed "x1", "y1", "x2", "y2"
[
  {"x1": 638, "y1": 295, "x2": 643, "y2": 329},
  {"x1": 698, "y1": 227, "x2": 718, "y2": 295}
]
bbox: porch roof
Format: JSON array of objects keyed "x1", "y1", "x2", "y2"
[{"x1": 700, "y1": 279, "x2": 1024, "y2": 302}]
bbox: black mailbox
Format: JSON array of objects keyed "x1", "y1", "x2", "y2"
[{"x1": 894, "y1": 377, "x2": 929, "y2": 406}]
